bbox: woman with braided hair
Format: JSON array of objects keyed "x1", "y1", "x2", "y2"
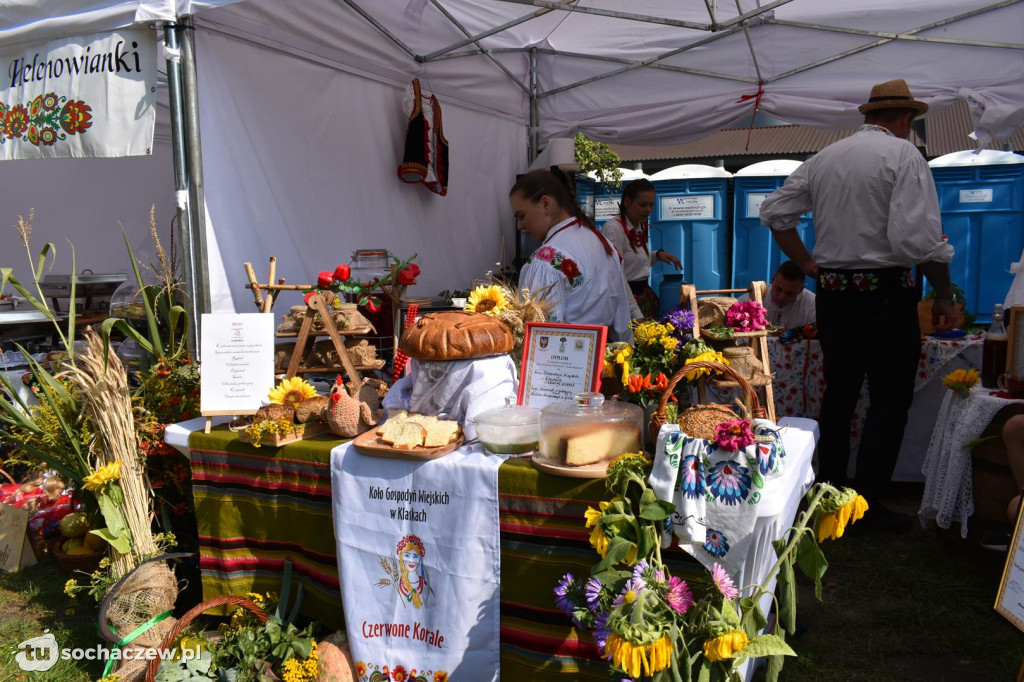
[
  {"x1": 511, "y1": 168, "x2": 638, "y2": 342},
  {"x1": 396, "y1": 534, "x2": 433, "y2": 608}
]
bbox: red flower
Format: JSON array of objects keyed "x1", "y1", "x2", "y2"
[
  {"x1": 366, "y1": 297, "x2": 381, "y2": 314},
  {"x1": 397, "y1": 263, "x2": 420, "y2": 285},
  {"x1": 5, "y1": 104, "x2": 29, "y2": 138},
  {"x1": 317, "y1": 271, "x2": 334, "y2": 288},
  {"x1": 59, "y1": 100, "x2": 91, "y2": 134},
  {"x1": 560, "y1": 258, "x2": 580, "y2": 280},
  {"x1": 851, "y1": 274, "x2": 871, "y2": 291},
  {"x1": 333, "y1": 264, "x2": 350, "y2": 282}
]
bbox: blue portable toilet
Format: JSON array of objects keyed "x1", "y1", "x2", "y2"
[
  {"x1": 648, "y1": 164, "x2": 732, "y2": 298},
  {"x1": 731, "y1": 160, "x2": 816, "y2": 292},
  {"x1": 588, "y1": 168, "x2": 651, "y2": 226},
  {"x1": 929, "y1": 150, "x2": 1024, "y2": 324},
  {"x1": 574, "y1": 174, "x2": 596, "y2": 223}
]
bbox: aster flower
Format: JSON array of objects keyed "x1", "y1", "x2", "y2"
[
  {"x1": 585, "y1": 577, "x2": 603, "y2": 610},
  {"x1": 665, "y1": 576, "x2": 693, "y2": 614},
  {"x1": 612, "y1": 576, "x2": 647, "y2": 608},
  {"x1": 662, "y1": 307, "x2": 695, "y2": 341},
  {"x1": 631, "y1": 560, "x2": 650, "y2": 581},
  {"x1": 593, "y1": 611, "x2": 611, "y2": 650},
  {"x1": 554, "y1": 573, "x2": 576, "y2": 615},
  {"x1": 714, "y1": 419, "x2": 755, "y2": 452},
  {"x1": 711, "y1": 562, "x2": 738, "y2": 600}
]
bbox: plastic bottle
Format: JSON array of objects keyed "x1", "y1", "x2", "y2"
[{"x1": 981, "y1": 304, "x2": 1008, "y2": 388}]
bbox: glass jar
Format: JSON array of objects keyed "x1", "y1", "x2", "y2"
[
  {"x1": 471, "y1": 396, "x2": 540, "y2": 456},
  {"x1": 348, "y1": 249, "x2": 395, "y2": 359},
  {"x1": 350, "y1": 249, "x2": 392, "y2": 288},
  {"x1": 538, "y1": 392, "x2": 643, "y2": 466}
]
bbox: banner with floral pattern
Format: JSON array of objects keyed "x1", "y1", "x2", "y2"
[{"x1": 0, "y1": 29, "x2": 156, "y2": 160}]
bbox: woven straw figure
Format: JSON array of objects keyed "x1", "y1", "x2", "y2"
[{"x1": 326, "y1": 375, "x2": 374, "y2": 437}]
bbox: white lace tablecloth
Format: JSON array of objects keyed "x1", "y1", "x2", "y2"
[{"x1": 919, "y1": 386, "x2": 1024, "y2": 537}]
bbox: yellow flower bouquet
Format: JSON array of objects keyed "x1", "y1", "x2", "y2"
[{"x1": 941, "y1": 368, "x2": 980, "y2": 398}]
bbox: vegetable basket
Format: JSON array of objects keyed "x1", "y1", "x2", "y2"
[
  {"x1": 649, "y1": 361, "x2": 766, "y2": 443},
  {"x1": 145, "y1": 594, "x2": 270, "y2": 682}
]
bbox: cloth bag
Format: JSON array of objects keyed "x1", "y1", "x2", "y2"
[{"x1": 648, "y1": 418, "x2": 786, "y2": 577}]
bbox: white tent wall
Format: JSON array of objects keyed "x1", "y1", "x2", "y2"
[
  {"x1": 0, "y1": 148, "x2": 176, "y2": 290},
  {"x1": 191, "y1": 21, "x2": 527, "y2": 314}
]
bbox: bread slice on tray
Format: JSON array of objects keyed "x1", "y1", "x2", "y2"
[
  {"x1": 424, "y1": 420, "x2": 461, "y2": 447},
  {"x1": 393, "y1": 423, "x2": 428, "y2": 449}
]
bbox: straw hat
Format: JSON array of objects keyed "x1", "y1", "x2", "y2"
[{"x1": 858, "y1": 79, "x2": 928, "y2": 115}]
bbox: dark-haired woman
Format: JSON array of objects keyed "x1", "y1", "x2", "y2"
[
  {"x1": 510, "y1": 168, "x2": 635, "y2": 342},
  {"x1": 601, "y1": 178, "x2": 682, "y2": 319}
]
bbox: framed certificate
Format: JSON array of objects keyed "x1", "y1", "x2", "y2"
[
  {"x1": 996, "y1": 498, "x2": 1024, "y2": 634},
  {"x1": 518, "y1": 322, "x2": 607, "y2": 409},
  {"x1": 1007, "y1": 306, "x2": 1024, "y2": 377}
]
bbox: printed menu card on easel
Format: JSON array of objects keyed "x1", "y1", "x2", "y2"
[
  {"x1": 518, "y1": 322, "x2": 606, "y2": 409},
  {"x1": 200, "y1": 313, "x2": 275, "y2": 415}
]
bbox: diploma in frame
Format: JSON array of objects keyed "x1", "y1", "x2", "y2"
[
  {"x1": 995, "y1": 499, "x2": 1024, "y2": 634},
  {"x1": 518, "y1": 322, "x2": 607, "y2": 409}
]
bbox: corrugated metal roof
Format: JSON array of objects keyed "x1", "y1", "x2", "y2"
[
  {"x1": 925, "y1": 100, "x2": 1024, "y2": 156},
  {"x1": 609, "y1": 100, "x2": 1022, "y2": 164}
]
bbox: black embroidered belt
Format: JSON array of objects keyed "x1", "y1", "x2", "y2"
[{"x1": 817, "y1": 266, "x2": 915, "y2": 293}]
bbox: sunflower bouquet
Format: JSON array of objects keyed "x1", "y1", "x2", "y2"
[
  {"x1": 555, "y1": 452, "x2": 865, "y2": 681},
  {"x1": 464, "y1": 282, "x2": 554, "y2": 372},
  {"x1": 941, "y1": 368, "x2": 980, "y2": 398},
  {"x1": 242, "y1": 377, "x2": 320, "y2": 447}
]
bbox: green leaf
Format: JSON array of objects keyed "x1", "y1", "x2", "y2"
[
  {"x1": 640, "y1": 499, "x2": 674, "y2": 521},
  {"x1": 751, "y1": 469, "x2": 764, "y2": 489},
  {"x1": 765, "y1": 653, "x2": 785, "y2": 682},
  {"x1": 34, "y1": 242, "x2": 56, "y2": 288},
  {"x1": 121, "y1": 228, "x2": 164, "y2": 359},
  {"x1": 795, "y1": 532, "x2": 828, "y2": 600},
  {"x1": 593, "y1": 535, "x2": 634, "y2": 572},
  {"x1": 101, "y1": 317, "x2": 157, "y2": 357},
  {"x1": 737, "y1": 634, "x2": 796, "y2": 658},
  {"x1": 720, "y1": 598, "x2": 741, "y2": 628},
  {"x1": 97, "y1": 493, "x2": 129, "y2": 538},
  {"x1": 91, "y1": 527, "x2": 132, "y2": 554},
  {"x1": 696, "y1": 657, "x2": 712, "y2": 682},
  {"x1": 777, "y1": 554, "x2": 797, "y2": 635},
  {"x1": 738, "y1": 595, "x2": 768, "y2": 637}
]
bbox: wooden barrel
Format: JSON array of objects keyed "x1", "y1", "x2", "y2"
[{"x1": 970, "y1": 405, "x2": 1024, "y2": 538}]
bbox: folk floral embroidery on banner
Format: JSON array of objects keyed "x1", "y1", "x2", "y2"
[
  {"x1": 530, "y1": 246, "x2": 584, "y2": 287},
  {"x1": 355, "y1": 662, "x2": 449, "y2": 682},
  {"x1": 705, "y1": 461, "x2": 752, "y2": 505},
  {"x1": 0, "y1": 93, "x2": 92, "y2": 147},
  {"x1": 703, "y1": 528, "x2": 729, "y2": 557}
]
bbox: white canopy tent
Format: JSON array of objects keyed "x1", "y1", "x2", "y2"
[{"x1": 1, "y1": 0, "x2": 1022, "y2": 332}]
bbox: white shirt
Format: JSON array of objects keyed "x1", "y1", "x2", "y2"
[
  {"x1": 759, "y1": 125, "x2": 953, "y2": 268},
  {"x1": 738, "y1": 288, "x2": 816, "y2": 329},
  {"x1": 519, "y1": 218, "x2": 635, "y2": 342},
  {"x1": 601, "y1": 215, "x2": 658, "y2": 282}
]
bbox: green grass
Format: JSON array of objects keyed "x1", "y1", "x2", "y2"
[
  {"x1": 754, "y1": 487, "x2": 1023, "y2": 681},
  {"x1": 0, "y1": 561, "x2": 101, "y2": 681}
]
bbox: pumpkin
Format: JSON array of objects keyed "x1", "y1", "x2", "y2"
[
  {"x1": 58, "y1": 512, "x2": 89, "y2": 538},
  {"x1": 317, "y1": 631, "x2": 356, "y2": 682}
]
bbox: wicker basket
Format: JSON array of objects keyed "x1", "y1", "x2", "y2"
[
  {"x1": 145, "y1": 594, "x2": 270, "y2": 682},
  {"x1": 650, "y1": 361, "x2": 765, "y2": 442}
]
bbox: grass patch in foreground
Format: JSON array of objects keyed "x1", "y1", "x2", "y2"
[
  {"x1": 0, "y1": 560, "x2": 101, "y2": 681},
  {"x1": 754, "y1": 488, "x2": 1023, "y2": 681}
]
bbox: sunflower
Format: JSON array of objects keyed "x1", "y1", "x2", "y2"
[
  {"x1": 268, "y1": 377, "x2": 318, "y2": 407},
  {"x1": 466, "y1": 285, "x2": 510, "y2": 316},
  {"x1": 702, "y1": 630, "x2": 748, "y2": 662},
  {"x1": 83, "y1": 461, "x2": 122, "y2": 491},
  {"x1": 604, "y1": 633, "x2": 673, "y2": 677}
]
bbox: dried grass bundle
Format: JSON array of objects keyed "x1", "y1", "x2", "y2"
[
  {"x1": 494, "y1": 283, "x2": 555, "y2": 372},
  {"x1": 67, "y1": 328, "x2": 156, "y2": 575}
]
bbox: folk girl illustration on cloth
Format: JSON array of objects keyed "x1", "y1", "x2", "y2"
[{"x1": 378, "y1": 534, "x2": 434, "y2": 609}]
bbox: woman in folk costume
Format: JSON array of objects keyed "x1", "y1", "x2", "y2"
[
  {"x1": 600, "y1": 178, "x2": 683, "y2": 319},
  {"x1": 396, "y1": 534, "x2": 432, "y2": 608},
  {"x1": 511, "y1": 168, "x2": 636, "y2": 342}
]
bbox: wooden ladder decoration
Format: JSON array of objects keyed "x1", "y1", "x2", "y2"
[
  {"x1": 242, "y1": 256, "x2": 362, "y2": 386},
  {"x1": 680, "y1": 281, "x2": 777, "y2": 423}
]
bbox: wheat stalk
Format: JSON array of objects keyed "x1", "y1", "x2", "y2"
[{"x1": 67, "y1": 329, "x2": 156, "y2": 575}]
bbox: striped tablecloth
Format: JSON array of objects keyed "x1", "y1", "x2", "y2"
[{"x1": 177, "y1": 422, "x2": 812, "y2": 680}]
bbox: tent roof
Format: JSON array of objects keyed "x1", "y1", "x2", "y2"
[{"x1": 3, "y1": 0, "x2": 1023, "y2": 147}]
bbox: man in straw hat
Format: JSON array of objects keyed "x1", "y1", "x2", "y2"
[{"x1": 759, "y1": 78, "x2": 957, "y2": 531}]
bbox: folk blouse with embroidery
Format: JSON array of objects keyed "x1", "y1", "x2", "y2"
[{"x1": 519, "y1": 217, "x2": 634, "y2": 342}]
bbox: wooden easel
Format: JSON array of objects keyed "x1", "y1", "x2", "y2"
[{"x1": 680, "y1": 282, "x2": 777, "y2": 423}]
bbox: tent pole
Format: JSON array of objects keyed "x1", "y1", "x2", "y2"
[
  {"x1": 180, "y1": 16, "x2": 212, "y2": 355},
  {"x1": 164, "y1": 22, "x2": 200, "y2": 358},
  {"x1": 516, "y1": 48, "x2": 539, "y2": 269}
]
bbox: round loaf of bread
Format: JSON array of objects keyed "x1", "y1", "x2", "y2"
[{"x1": 400, "y1": 311, "x2": 514, "y2": 360}]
